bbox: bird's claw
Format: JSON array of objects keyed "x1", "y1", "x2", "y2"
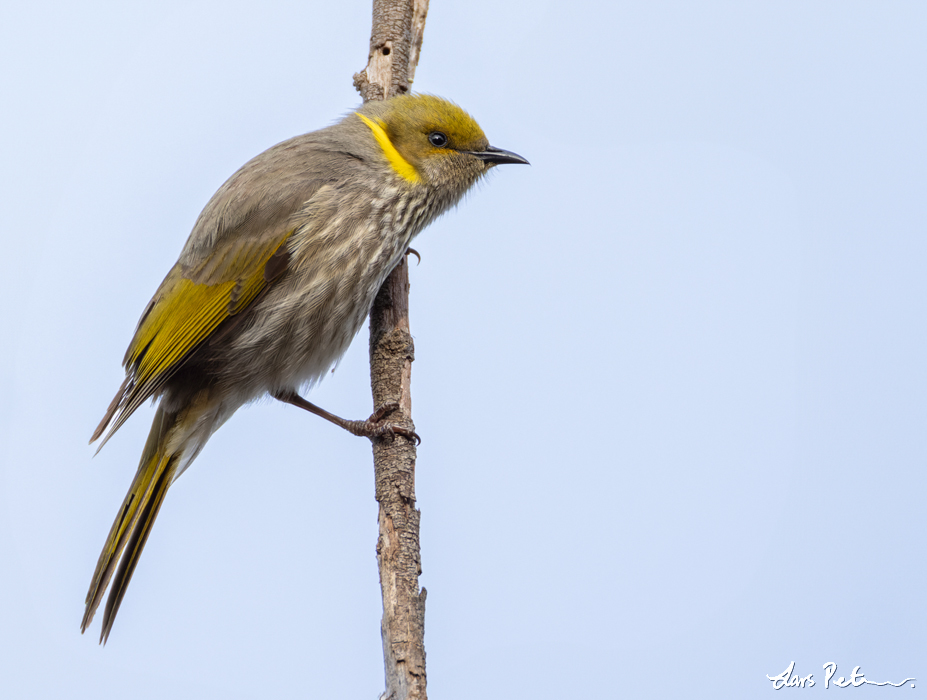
[{"x1": 350, "y1": 402, "x2": 421, "y2": 445}]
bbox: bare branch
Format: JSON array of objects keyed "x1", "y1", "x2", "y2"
[
  {"x1": 408, "y1": 0, "x2": 430, "y2": 84},
  {"x1": 353, "y1": 0, "x2": 430, "y2": 101},
  {"x1": 354, "y1": 3, "x2": 431, "y2": 698}
]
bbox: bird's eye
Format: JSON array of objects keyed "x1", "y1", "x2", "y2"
[{"x1": 428, "y1": 131, "x2": 448, "y2": 148}]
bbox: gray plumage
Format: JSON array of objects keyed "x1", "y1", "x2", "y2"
[{"x1": 82, "y1": 94, "x2": 527, "y2": 642}]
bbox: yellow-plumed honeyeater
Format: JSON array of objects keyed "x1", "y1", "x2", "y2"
[{"x1": 82, "y1": 94, "x2": 527, "y2": 642}]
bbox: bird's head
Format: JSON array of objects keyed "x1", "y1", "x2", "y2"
[{"x1": 355, "y1": 94, "x2": 528, "y2": 194}]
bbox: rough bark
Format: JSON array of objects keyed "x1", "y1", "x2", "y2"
[{"x1": 354, "y1": 2, "x2": 430, "y2": 699}]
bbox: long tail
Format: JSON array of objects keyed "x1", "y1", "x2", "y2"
[{"x1": 81, "y1": 405, "x2": 180, "y2": 644}]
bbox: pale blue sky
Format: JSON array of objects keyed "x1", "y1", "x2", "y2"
[{"x1": 1, "y1": 1, "x2": 924, "y2": 698}]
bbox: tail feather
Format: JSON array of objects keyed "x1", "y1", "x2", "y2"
[
  {"x1": 81, "y1": 406, "x2": 178, "y2": 642},
  {"x1": 100, "y1": 463, "x2": 174, "y2": 643}
]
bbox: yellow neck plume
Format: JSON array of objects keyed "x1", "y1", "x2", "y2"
[{"x1": 356, "y1": 113, "x2": 421, "y2": 183}]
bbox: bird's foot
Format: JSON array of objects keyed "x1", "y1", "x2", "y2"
[
  {"x1": 343, "y1": 402, "x2": 421, "y2": 444},
  {"x1": 273, "y1": 391, "x2": 420, "y2": 444}
]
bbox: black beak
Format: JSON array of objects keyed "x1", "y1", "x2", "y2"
[{"x1": 464, "y1": 145, "x2": 530, "y2": 166}]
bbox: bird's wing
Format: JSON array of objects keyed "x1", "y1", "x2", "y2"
[
  {"x1": 90, "y1": 232, "x2": 290, "y2": 448},
  {"x1": 91, "y1": 172, "x2": 325, "y2": 447}
]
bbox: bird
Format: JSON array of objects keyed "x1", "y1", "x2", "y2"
[{"x1": 81, "y1": 94, "x2": 528, "y2": 643}]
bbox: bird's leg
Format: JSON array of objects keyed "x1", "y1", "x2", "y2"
[{"x1": 272, "y1": 390, "x2": 420, "y2": 444}]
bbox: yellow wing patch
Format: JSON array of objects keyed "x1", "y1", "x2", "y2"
[
  {"x1": 126, "y1": 234, "x2": 288, "y2": 386},
  {"x1": 92, "y1": 232, "x2": 292, "y2": 447},
  {"x1": 127, "y1": 276, "x2": 235, "y2": 385},
  {"x1": 356, "y1": 112, "x2": 422, "y2": 183}
]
